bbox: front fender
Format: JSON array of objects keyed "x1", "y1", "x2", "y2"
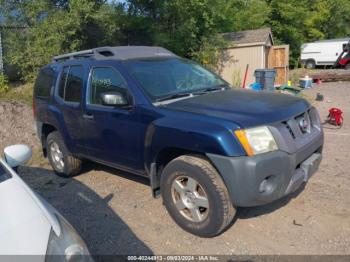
[{"x1": 144, "y1": 115, "x2": 245, "y2": 171}]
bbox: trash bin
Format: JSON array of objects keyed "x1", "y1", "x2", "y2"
[
  {"x1": 254, "y1": 70, "x2": 265, "y2": 86},
  {"x1": 254, "y1": 69, "x2": 276, "y2": 91}
]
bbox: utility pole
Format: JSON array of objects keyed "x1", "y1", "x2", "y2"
[{"x1": 0, "y1": 31, "x2": 3, "y2": 74}]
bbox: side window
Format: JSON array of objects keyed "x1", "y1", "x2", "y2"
[
  {"x1": 65, "y1": 66, "x2": 84, "y2": 103},
  {"x1": 89, "y1": 67, "x2": 127, "y2": 105},
  {"x1": 58, "y1": 66, "x2": 69, "y2": 99},
  {"x1": 58, "y1": 66, "x2": 84, "y2": 103},
  {"x1": 34, "y1": 67, "x2": 55, "y2": 98}
]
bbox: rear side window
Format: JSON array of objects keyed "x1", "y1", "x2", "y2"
[
  {"x1": 58, "y1": 67, "x2": 69, "y2": 99},
  {"x1": 58, "y1": 65, "x2": 84, "y2": 103},
  {"x1": 34, "y1": 67, "x2": 55, "y2": 98}
]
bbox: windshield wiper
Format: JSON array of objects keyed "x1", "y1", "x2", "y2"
[
  {"x1": 156, "y1": 92, "x2": 193, "y2": 102},
  {"x1": 155, "y1": 85, "x2": 228, "y2": 102},
  {"x1": 193, "y1": 85, "x2": 228, "y2": 95}
]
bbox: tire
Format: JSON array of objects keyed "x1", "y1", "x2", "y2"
[
  {"x1": 46, "y1": 131, "x2": 82, "y2": 177},
  {"x1": 160, "y1": 155, "x2": 236, "y2": 237},
  {"x1": 305, "y1": 60, "x2": 316, "y2": 69},
  {"x1": 345, "y1": 63, "x2": 350, "y2": 70}
]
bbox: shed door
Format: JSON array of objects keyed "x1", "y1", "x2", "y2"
[{"x1": 268, "y1": 45, "x2": 289, "y2": 85}]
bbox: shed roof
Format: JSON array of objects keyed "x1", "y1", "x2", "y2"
[{"x1": 222, "y1": 28, "x2": 274, "y2": 47}]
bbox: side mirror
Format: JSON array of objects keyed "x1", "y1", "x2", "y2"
[
  {"x1": 101, "y1": 92, "x2": 129, "y2": 107},
  {"x1": 4, "y1": 144, "x2": 32, "y2": 168}
]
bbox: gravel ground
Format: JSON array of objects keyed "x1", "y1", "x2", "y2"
[{"x1": 0, "y1": 82, "x2": 350, "y2": 257}]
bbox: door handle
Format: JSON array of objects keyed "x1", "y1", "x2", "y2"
[{"x1": 83, "y1": 114, "x2": 94, "y2": 120}]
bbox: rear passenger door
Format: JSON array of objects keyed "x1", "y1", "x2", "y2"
[
  {"x1": 82, "y1": 65, "x2": 142, "y2": 172},
  {"x1": 55, "y1": 65, "x2": 86, "y2": 153}
]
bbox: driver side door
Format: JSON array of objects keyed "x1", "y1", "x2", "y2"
[{"x1": 82, "y1": 65, "x2": 143, "y2": 173}]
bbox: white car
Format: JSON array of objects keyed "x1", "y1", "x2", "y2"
[{"x1": 0, "y1": 144, "x2": 92, "y2": 261}]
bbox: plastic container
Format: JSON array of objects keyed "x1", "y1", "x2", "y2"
[
  {"x1": 263, "y1": 69, "x2": 277, "y2": 91},
  {"x1": 254, "y1": 70, "x2": 265, "y2": 86},
  {"x1": 254, "y1": 69, "x2": 276, "y2": 91},
  {"x1": 299, "y1": 76, "x2": 313, "y2": 88},
  {"x1": 250, "y1": 82, "x2": 262, "y2": 91}
]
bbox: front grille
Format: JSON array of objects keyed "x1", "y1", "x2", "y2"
[
  {"x1": 271, "y1": 107, "x2": 322, "y2": 155},
  {"x1": 282, "y1": 121, "x2": 296, "y2": 139},
  {"x1": 296, "y1": 111, "x2": 311, "y2": 134},
  {"x1": 281, "y1": 108, "x2": 320, "y2": 140}
]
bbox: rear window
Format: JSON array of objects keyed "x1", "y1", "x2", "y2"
[
  {"x1": 58, "y1": 65, "x2": 84, "y2": 103},
  {"x1": 34, "y1": 67, "x2": 55, "y2": 98}
]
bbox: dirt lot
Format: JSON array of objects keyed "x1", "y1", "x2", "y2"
[{"x1": 1, "y1": 82, "x2": 350, "y2": 257}]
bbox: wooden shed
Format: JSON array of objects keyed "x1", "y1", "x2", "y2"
[{"x1": 218, "y1": 28, "x2": 289, "y2": 87}]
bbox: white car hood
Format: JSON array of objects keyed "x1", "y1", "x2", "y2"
[{"x1": 0, "y1": 178, "x2": 51, "y2": 255}]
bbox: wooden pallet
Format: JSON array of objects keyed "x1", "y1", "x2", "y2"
[{"x1": 310, "y1": 70, "x2": 350, "y2": 82}]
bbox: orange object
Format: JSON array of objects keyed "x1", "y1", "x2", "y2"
[
  {"x1": 234, "y1": 130, "x2": 254, "y2": 156},
  {"x1": 242, "y1": 64, "x2": 249, "y2": 89}
]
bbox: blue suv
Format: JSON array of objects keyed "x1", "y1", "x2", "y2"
[{"x1": 33, "y1": 46, "x2": 324, "y2": 237}]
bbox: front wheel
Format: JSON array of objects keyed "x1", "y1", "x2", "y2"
[{"x1": 161, "y1": 155, "x2": 236, "y2": 237}]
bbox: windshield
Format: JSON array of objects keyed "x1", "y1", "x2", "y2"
[{"x1": 125, "y1": 58, "x2": 228, "y2": 101}]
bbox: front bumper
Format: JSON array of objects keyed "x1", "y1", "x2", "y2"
[{"x1": 207, "y1": 130, "x2": 323, "y2": 207}]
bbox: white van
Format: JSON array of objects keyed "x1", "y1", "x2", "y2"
[{"x1": 300, "y1": 38, "x2": 350, "y2": 68}]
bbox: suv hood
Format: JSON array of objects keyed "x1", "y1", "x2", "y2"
[{"x1": 162, "y1": 89, "x2": 310, "y2": 128}]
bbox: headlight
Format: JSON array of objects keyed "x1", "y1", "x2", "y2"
[
  {"x1": 235, "y1": 126, "x2": 278, "y2": 156},
  {"x1": 46, "y1": 214, "x2": 92, "y2": 262}
]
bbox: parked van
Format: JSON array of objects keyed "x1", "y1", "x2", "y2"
[{"x1": 300, "y1": 38, "x2": 350, "y2": 68}]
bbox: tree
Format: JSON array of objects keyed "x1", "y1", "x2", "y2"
[
  {"x1": 124, "y1": 0, "x2": 238, "y2": 67},
  {"x1": 2, "y1": 0, "x2": 350, "y2": 79},
  {"x1": 2, "y1": 0, "x2": 125, "y2": 79}
]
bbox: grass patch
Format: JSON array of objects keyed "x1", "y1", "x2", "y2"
[{"x1": 0, "y1": 82, "x2": 34, "y2": 106}]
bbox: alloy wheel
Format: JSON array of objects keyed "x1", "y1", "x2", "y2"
[
  {"x1": 171, "y1": 175, "x2": 209, "y2": 222},
  {"x1": 50, "y1": 141, "x2": 64, "y2": 171}
]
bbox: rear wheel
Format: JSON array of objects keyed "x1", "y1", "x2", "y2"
[
  {"x1": 47, "y1": 131, "x2": 82, "y2": 177},
  {"x1": 161, "y1": 155, "x2": 236, "y2": 237}
]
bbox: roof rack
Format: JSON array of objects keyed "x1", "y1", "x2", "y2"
[
  {"x1": 52, "y1": 47, "x2": 113, "y2": 62},
  {"x1": 52, "y1": 46, "x2": 177, "y2": 62}
]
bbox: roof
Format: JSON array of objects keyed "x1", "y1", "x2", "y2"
[
  {"x1": 222, "y1": 28, "x2": 274, "y2": 47},
  {"x1": 52, "y1": 46, "x2": 177, "y2": 62},
  {"x1": 313, "y1": 38, "x2": 350, "y2": 43}
]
